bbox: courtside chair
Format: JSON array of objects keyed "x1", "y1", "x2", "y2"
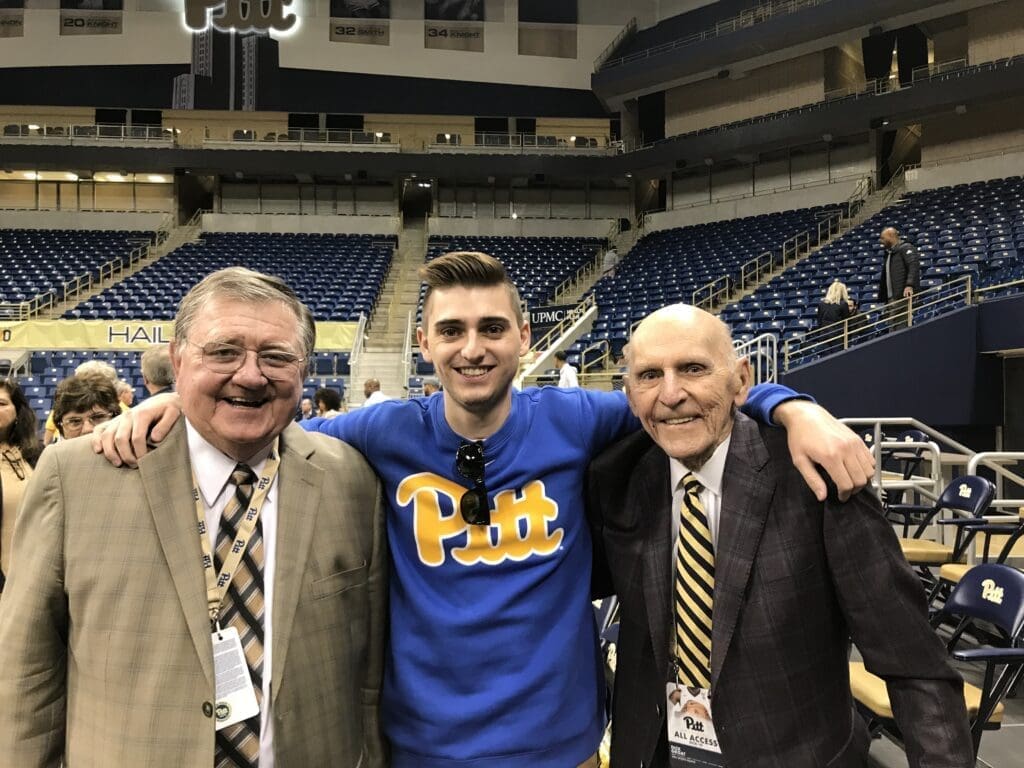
[
  {"x1": 889, "y1": 475, "x2": 996, "y2": 582},
  {"x1": 850, "y1": 563, "x2": 1024, "y2": 758}
]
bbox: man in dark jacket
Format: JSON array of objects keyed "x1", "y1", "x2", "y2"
[{"x1": 879, "y1": 227, "x2": 920, "y2": 330}]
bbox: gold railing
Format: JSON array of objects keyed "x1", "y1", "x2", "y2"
[
  {"x1": 783, "y1": 275, "x2": 973, "y2": 371},
  {"x1": 529, "y1": 293, "x2": 595, "y2": 353}
]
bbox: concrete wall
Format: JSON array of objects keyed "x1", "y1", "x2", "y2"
[
  {"x1": 967, "y1": 0, "x2": 1024, "y2": 62},
  {"x1": 202, "y1": 213, "x2": 399, "y2": 235},
  {"x1": 906, "y1": 148, "x2": 1024, "y2": 192},
  {"x1": 919, "y1": 98, "x2": 1024, "y2": 168},
  {"x1": 824, "y1": 43, "x2": 864, "y2": 93},
  {"x1": 0, "y1": 179, "x2": 173, "y2": 213},
  {"x1": 0, "y1": 210, "x2": 166, "y2": 230},
  {"x1": 648, "y1": 177, "x2": 863, "y2": 231},
  {"x1": 436, "y1": 185, "x2": 630, "y2": 221},
  {"x1": 218, "y1": 182, "x2": 396, "y2": 216},
  {"x1": 428, "y1": 217, "x2": 613, "y2": 238},
  {"x1": 664, "y1": 52, "x2": 825, "y2": 136}
]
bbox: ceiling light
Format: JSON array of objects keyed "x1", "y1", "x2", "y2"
[
  {"x1": 66, "y1": 173, "x2": 78, "y2": 181},
  {"x1": 27, "y1": 124, "x2": 39, "y2": 131},
  {"x1": 375, "y1": 131, "x2": 383, "y2": 138},
  {"x1": 569, "y1": 135, "x2": 576, "y2": 142},
  {"x1": 511, "y1": 212, "x2": 518, "y2": 220},
  {"x1": 444, "y1": 133, "x2": 451, "y2": 140},
  {"x1": 147, "y1": 174, "x2": 166, "y2": 183},
  {"x1": 23, "y1": 171, "x2": 37, "y2": 180}
]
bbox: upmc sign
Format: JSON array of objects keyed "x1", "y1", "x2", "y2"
[{"x1": 184, "y1": 0, "x2": 297, "y2": 34}]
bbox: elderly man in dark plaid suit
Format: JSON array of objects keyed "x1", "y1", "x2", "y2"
[{"x1": 587, "y1": 304, "x2": 973, "y2": 768}]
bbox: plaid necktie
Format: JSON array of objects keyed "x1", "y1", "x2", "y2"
[
  {"x1": 674, "y1": 472, "x2": 714, "y2": 689},
  {"x1": 214, "y1": 464, "x2": 263, "y2": 768}
]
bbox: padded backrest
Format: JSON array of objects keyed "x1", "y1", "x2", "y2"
[
  {"x1": 945, "y1": 564, "x2": 1024, "y2": 638},
  {"x1": 936, "y1": 475, "x2": 996, "y2": 518}
]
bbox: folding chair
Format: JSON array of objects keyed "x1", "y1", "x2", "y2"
[
  {"x1": 928, "y1": 506, "x2": 1024, "y2": 621},
  {"x1": 889, "y1": 476, "x2": 995, "y2": 579},
  {"x1": 850, "y1": 564, "x2": 1024, "y2": 757}
]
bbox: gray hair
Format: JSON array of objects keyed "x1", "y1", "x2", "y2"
[
  {"x1": 75, "y1": 359, "x2": 118, "y2": 383},
  {"x1": 175, "y1": 267, "x2": 316, "y2": 366},
  {"x1": 115, "y1": 379, "x2": 133, "y2": 396},
  {"x1": 140, "y1": 344, "x2": 175, "y2": 387}
]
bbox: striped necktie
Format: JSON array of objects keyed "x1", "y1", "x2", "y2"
[
  {"x1": 214, "y1": 464, "x2": 263, "y2": 768},
  {"x1": 674, "y1": 472, "x2": 714, "y2": 689}
]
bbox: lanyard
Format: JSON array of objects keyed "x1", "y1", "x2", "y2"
[{"x1": 192, "y1": 439, "x2": 281, "y2": 630}]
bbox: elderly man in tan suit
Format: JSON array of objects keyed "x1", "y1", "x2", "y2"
[{"x1": 0, "y1": 268, "x2": 387, "y2": 768}]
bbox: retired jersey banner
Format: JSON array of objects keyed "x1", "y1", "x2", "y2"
[
  {"x1": 424, "y1": 0, "x2": 483, "y2": 52},
  {"x1": 330, "y1": 0, "x2": 389, "y2": 45},
  {"x1": 60, "y1": 0, "x2": 123, "y2": 35},
  {"x1": 0, "y1": 320, "x2": 358, "y2": 350},
  {"x1": 0, "y1": 9, "x2": 23, "y2": 38}
]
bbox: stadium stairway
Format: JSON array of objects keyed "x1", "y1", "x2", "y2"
[
  {"x1": 353, "y1": 218, "x2": 427, "y2": 402},
  {"x1": 46, "y1": 214, "x2": 201, "y2": 319}
]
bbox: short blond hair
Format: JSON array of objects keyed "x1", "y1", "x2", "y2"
[{"x1": 824, "y1": 281, "x2": 850, "y2": 305}]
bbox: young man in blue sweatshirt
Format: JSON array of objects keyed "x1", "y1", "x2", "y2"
[{"x1": 94, "y1": 253, "x2": 873, "y2": 768}]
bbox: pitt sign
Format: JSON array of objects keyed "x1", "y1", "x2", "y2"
[{"x1": 184, "y1": 0, "x2": 297, "y2": 34}]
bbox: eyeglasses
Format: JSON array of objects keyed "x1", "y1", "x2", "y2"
[
  {"x1": 189, "y1": 341, "x2": 305, "y2": 380},
  {"x1": 456, "y1": 440, "x2": 489, "y2": 526},
  {"x1": 60, "y1": 411, "x2": 114, "y2": 430}
]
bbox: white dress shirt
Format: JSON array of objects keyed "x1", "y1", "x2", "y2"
[
  {"x1": 669, "y1": 434, "x2": 732, "y2": 556},
  {"x1": 186, "y1": 420, "x2": 278, "y2": 768}
]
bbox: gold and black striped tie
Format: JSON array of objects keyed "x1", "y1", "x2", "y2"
[
  {"x1": 674, "y1": 472, "x2": 714, "y2": 689},
  {"x1": 214, "y1": 464, "x2": 263, "y2": 768}
]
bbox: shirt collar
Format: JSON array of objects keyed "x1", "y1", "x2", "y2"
[
  {"x1": 185, "y1": 419, "x2": 274, "y2": 507},
  {"x1": 668, "y1": 433, "x2": 732, "y2": 498}
]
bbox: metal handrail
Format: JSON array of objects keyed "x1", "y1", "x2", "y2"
[
  {"x1": 783, "y1": 275, "x2": 973, "y2": 371},
  {"x1": 0, "y1": 122, "x2": 177, "y2": 144},
  {"x1": 529, "y1": 294, "x2": 595, "y2": 353},
  {"x1": 593, "y1": 17, "x2": 637, "y2": 72},
  {"x1": 581, "y1": 339, "x2": 611, "y2": 373},
  {"x1": 967, "y1": 453, "x2": 1024, "y2": 510},
  {"x1": 733, "y1": 333, "x2": 777, "y2": 384},
  {"x1": 554, "y1": 250, "x2": 601, "y2": 302},
  {"x1": 840, "y1": 417, "x2": 965, "y2": 499},
  {"x1": 692, "y1": 275, "x2": 731, "y2": 311},
  {"x1": 975, "y1": 277, "x2": 1024, "y2": 298},
  {"x1": 349, "y1": 312, "x2": 369, "y2": 369}
]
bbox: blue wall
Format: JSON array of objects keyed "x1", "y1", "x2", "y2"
[{"x1": 781, "y1": 303, "x2": 1006, "y2": 427}]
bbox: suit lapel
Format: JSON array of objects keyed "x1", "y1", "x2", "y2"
[
  {"x1": 636, "y1": 445, "x2": 674, "y2": 680},
  {"x1": 711, "y1": 414, "x2": 774, "y2": 686},
  {"x1": 139, "y1": 419, "x2": 215, "y2": 686},
  {"x1": 270, "y1": 423, "x2": 324, "y2": 705}
]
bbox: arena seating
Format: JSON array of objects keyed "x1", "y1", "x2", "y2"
[
  {"x1": 424, "y1": 234, "x2": 603, "y2": 314},
  {"x1": 21, "y1": 349, "x2": 348, "y2": 426},
  {"x1": 724, "y1": 176, "x2": 1024, "y2": 366},
  {"x1": 570, "y1": 205, "x2": 839, "y2": 364},
  {"x1": 63, "y1": 232, "x2": 396, "y2": 322},
  {"x1": 0, "y1": 228, "x2": 153, "y2": 307}
]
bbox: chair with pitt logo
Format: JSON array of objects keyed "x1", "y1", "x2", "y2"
[
  {"x1": 890, "y1": 476, "x2": 995, "y2": 587},
  {"x1": 850, "y1": 564, "x2": 1024, "y2": 757}
]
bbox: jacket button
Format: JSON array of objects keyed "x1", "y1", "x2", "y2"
[{"x1": 202, "y1": 701, "x2": 214, "y2": 717}]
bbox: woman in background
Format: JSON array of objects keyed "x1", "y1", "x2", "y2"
[
  {"x1": 817, "y1": 280, "x2": 853, "y2": 328},
  {"x1": 0, "y1": 379, "x2": 43, "y2": 592}
]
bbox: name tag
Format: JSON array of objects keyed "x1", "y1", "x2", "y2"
[
  {"x1": 666, "y1": 684, "x2": 724, "y2": 767},
  {"x1": 212, "y1": 627, "x2": 260, "y2": 730}
]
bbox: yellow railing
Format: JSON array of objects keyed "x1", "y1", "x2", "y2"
[{"x1": 783, "y1": 275, "x2": 973, "y2": 370}]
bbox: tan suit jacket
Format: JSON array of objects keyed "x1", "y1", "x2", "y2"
[{"x1": 0, "y1": 419, "x2": 387, "y2": 768}]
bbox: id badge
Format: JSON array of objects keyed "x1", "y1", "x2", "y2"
[
  {"x1": 211, "y1": 627, "x2": 260, "y2": 730},
  {"x1": 666, "y1": 684, "x2": 725, "y2": 767}
]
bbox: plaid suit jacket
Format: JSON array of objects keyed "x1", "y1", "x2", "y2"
[
  {"x1": 588, "y1": 412, "x2": 973, "y2": 768},
  {"x1": 0, "y1": 419, "x2": 387, "y2": 768}
]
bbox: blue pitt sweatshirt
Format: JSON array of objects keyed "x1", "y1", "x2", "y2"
[{"x1": 303, "y1": 384, "x2": 798, "y2": 767}]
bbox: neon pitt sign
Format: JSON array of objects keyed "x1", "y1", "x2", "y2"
[{"x1": 184, "y1": 0, "x2": 297, "y2": 34}]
